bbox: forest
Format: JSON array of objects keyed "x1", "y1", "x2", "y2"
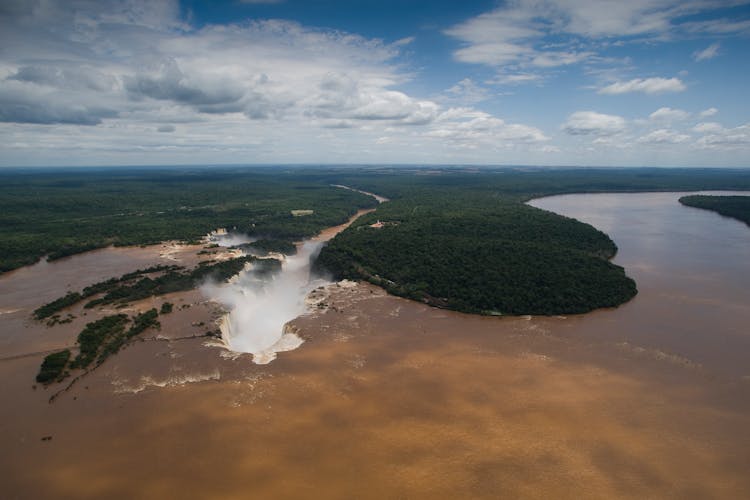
[
  {"x1": 679, "y1": 195, "x2": 750, "y2": 226},
  {"x1": 312, "y1": 167, "x2": 750, "y2": 315},
  {"x1": 6, "y1": 166, "x2": 750, "y2": 317},
  {"x1": 314, "y1": 192, "x2": 637, "y2": 315},
  {"x1": 0, "y1": 167, "x2": 377, "y2": 273}
]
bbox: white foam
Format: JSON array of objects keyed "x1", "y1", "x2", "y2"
[
  {"x1": 204, "y1": 241, "x2": 328, "y2": 364},
  {"x1": 112, "y1": 368, "x2": 221, "y2": 394}
]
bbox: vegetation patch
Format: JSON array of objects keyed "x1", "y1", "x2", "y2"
[
  {"x1": 71, "y1": 314, "x2": 131, "y2": 369},
  {"x1": 36, "y1": 349, "x2": 71, "y2": 385},
  {"x1": 679, "y1": 195, "x2": 750, "y2": 226},
  {"x1": 315, "y1": 191, "x2": 638, "y2": 315},
  {"x1": 36, "y1": 309, "x2": 162, "y2": 385},
  {"x1": 33, "y1": 257, "x2": 278, "y2": 317}
]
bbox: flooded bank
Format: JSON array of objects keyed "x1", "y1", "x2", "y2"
[{"x1": 1, "y1": 191, "x2": 749, "y2": 498}]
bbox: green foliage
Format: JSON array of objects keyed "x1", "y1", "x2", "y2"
[
  {"x1": 316, "y1": 191, "x2": 637, "y2": 315},
  {"x1": 160, "y1": 302, "x2": 173, "y2": 314},
  {"x1": 125, "y1": 309, "x2": 160, "y2": 338},
  {"x1": 71, "y1": 314, "x2": 130, "y2": 369},
  {"x1": 33, "y1": 292, "x2": 82, "y2": 320},
  {"x1": 33, "y1": 265, "x2": 182, "y2": 319},
  {"x1": 67, "y1": 310, "x2": 161, "y2": 372},
  {"x1": 0, "y1": 168, "x2": 377, "y2": 273},
  {"x1": 679, "y1": 195, "x2": 750, "y2": 226},
  {"x1": 36, "y1": 349, "x2": 71, "y2": 384},
  {"x1": 35, "y1": 256, "x2": 273, "y2": 313}
]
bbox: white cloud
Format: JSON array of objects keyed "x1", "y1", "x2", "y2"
[
  {"x1": 693, "y1": 122, "x2": 723, "y2": 133},
  {"x1": 649, "y1": 107, "x2": 690, "y2": 122},
  {"x1": 444, "y1": 78, "x2": 491, "y2": 104},
  {"x1": 637, "y1": 129, "x2": 691, "y2": 144},
  {"x1": 563, "y1": 111, "x2": 626, "y2": 136},
  {"x1": 531, "y1": 51, "x2": 593, "y2": 67},
  {"x1": 444, "y1": 1, "x2": 749, "y2": 79},
  {"x1": 693, "y1": 42, "x2": 720, "y2": 61},
  {"x1": 695, "y1": 123, "x2": 750, "y2": 149},
  {"x1": 598, "y1": 77, "x2": 686, "y2": 95},
  {"x1": 489, "y1": 73, "x2": 541, "y2": 85},
  {"x1": 683, "y1": 18, "x2": 750, "y2": 35},
  {"x1": 0, "y1": 0, "x2": 553, "y2": 164},
  {"x1": 426, "y1": 108, "x2": 548, "y2": 145},
  {"x1": 699, "y1": 107, "x2": 718, "y2": 117}
]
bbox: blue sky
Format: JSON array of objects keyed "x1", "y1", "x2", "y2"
[{"x1": 1, "y1": 0, "x2": 749, "y2": 167}]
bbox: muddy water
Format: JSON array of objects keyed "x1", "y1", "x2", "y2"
[
  {"x1": 529, "y1": 191, "x2": 750, "y2": 379},
  {"x1": 1, "y1": 192, "x2": 750, "y2": 498}
]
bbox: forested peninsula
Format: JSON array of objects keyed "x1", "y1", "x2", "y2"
[
  {"x1": 314, "y1": 167, "x2": 750, "y2": 316},
  {"x1": 679, "y1": 195, "x2": 750, "y2": 226}
]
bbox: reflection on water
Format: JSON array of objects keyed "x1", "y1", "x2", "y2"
[{"x1": 529, "y1": 191, "x2": 750, "y2": 378}]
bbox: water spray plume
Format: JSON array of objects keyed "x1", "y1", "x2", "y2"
[{"x1": 202, "y1": 241, "x2": 327, "y2": 364}]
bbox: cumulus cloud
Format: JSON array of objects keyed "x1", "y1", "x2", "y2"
[
  {"x1": 444, "y1": 78, "x2": 491, "y2": 104},
  {"x1": 695, "y1": 123, "x2": 750, "y2": 148},
  {"x1": 0, "y1": 81, "x2": 117, "y2": 125},
  {"x1": 637, "y1": 129, "x2": 691, "y2": 144},
  {"x1": 445, "y1": 1, "x2": 748, "y2": 81},
  {"x1": 693, "y1": 122, "x2": 724, "y2": 133},
  {"x1": 699, "y1": 107, "x2": 718, "y2": 117},
  {"x1": 0, "y1": 0, "x2": 553, "y2": 164},
  {"x1": 693, "y1": 42, "x2": 720, "y2": 61},
  {"x1": 563, "y1": 111, "x2": 626, "y2": 136},
  {"x1": 426, "y1": 108, "x2": 548, "y2": 145},
  {"x1": 598, "y1": 77, "x2": 686, "y2": 95},
  {"x1": 649, "y1": 107, "x2": 690, "y2": 122}
]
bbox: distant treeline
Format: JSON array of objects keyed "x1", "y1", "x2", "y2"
[
  {"x1": 0, "y1": 168, "x2": 377, "y2": 273},
  {"x1": 679, "y1": 195, "x2": 750, "y2": 226}
]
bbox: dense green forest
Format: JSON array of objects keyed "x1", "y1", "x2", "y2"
[
  {"x1": 0, "y1": 168, "x2": 377, "y2": 273},
  {"x1": 6, "y1": 166, "x2": 750, "y2": 316},
  {"x1": 312, "y1": 167, "x2": 749, "y2": 315},
  {"x1": 315, "y1": 192, "x2": 637, "y2": 315},
  {"x1": 679, "y1": 195, "x2": 750, "y2": 226}
]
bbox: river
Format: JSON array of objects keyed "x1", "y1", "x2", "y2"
[
  {"x1": 1, "y1": 189, "x2": 749, "y2": 498},
  {"x1": 529, "y1": 190, "x2": 750, "y2": 379}
]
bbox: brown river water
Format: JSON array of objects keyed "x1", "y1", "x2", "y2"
[{"x1": 0, "y1": 192, "x2": 749, "y2": 499}]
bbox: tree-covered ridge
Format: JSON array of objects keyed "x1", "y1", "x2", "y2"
[
  {"x1": 0, "y1": 168, "x2": 377, "y2": 273},
  {"x1": 315, "y1": 191, "x2": 637, "y2": 315},
  {"x1": 679, "y1": 195, "x2": 750, "y2": 226}
]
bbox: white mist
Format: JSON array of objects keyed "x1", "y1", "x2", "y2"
[{"x1": 203, "y1": 241, "x2": 327, "y2": 364}]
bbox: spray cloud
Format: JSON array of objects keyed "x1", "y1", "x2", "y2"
[{"x1": 202, "y1": 241, "x2": 328, "y2": 364}]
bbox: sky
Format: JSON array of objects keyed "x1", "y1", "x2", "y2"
[{"x1": 1, "y1": 0, "x2": 749, "y2": 167}]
